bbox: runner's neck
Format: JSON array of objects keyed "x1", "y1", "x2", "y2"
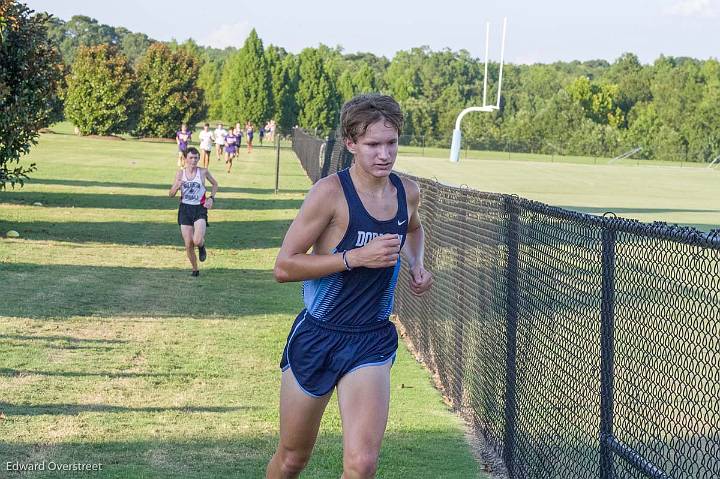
[{"x1": 349, "y1": 164, "x2": 391, "y2": 197}]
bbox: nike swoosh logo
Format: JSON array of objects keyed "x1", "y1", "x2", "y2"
[{"x1": 397, "y1": 220, "x2": 406, "y2": 226}]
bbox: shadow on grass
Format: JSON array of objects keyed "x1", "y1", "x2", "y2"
[
  {"x1": 0, "y1": 369, "x2": 183, "y2": 379},
  {"x1": 25, "y1": 177, "x2": 309, "y2": 194},
  {"x1": 1, "y1": 264, "x2": 301, "y2": 319},
  {"x1": 557, "y1": 205, "x2": 719, "y2": 232},
  {"x1": 1, "y1": 191, "x2": 303, "y2": 211},
  {"x1": 0, "y1": 334, "x2": 129, "y2": 344},
  {"x1": 0, "y1": 431, "x2": 480, "y2": 479},
  {"x1": 559, "y1": 205, "x2": 720, "y2": 215},
  {"x1": 0, "y1": 402, "x2": 255, "y2": 416},
  {"x1": 0, "y1": 219, "x2": 291, "y2": 250}
]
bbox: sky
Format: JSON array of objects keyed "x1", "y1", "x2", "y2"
[{"x1": 25, "y1": 0, "x2": 718, "y2": 65}]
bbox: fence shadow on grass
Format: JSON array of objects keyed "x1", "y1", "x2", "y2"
[
  {"x1": 558, "y1": 204, "x2": 720, "y2": 232},
  {"x1": 0, "y1": 368, "x2": 185, "y2": 379},
  {"x1": 557, "y1": 205, "x2": 720, "y2": 215},
  {"x1": 0, "y1": 334, "x2": 129, "y2": 344},
  {"x1": 25, "y1": 177, "x2": 309, "y2": 194},
  {"x1": 0, "y1": 430, "x2": 481, "y2": 478},
  {"x1": 1, "y1": 191, "x2": 303, "y2": 211},
  {"x1": 0, "y1": 402, "x2": 255, "y2": 416},
  {"x1": 0, "y1": 219, "x2": 292, "y2": 250},
  {"x1": 1, "y1": 263, "x2": 301, "y2": 319}
]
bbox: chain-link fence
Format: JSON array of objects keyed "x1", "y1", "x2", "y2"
[
  {"x1": 291, "y1": 127, "x2": 720, "y2": 479},
  {"x1": 293, "y1": 128, "x2": 353, "y2": 183}
]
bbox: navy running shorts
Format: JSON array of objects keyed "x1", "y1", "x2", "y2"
[{"x1": 280, "y1": 310, "x2": 398, "y2": 397}]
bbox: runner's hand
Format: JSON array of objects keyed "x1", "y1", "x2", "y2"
[
  {"x1": 348, "y1": 234, "x2": 401, "y2": 269},
  {"x1": 409, "y1": 265, "x2": 433, "y2": 296},
  {"x1": 205, "y1": 197, "x2": 214, "y2": 210}
]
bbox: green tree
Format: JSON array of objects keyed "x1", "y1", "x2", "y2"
[
  {"x1": 0, "y1": 0, "x2": 63, "y2": 188},
  {"x1": 433, "y1": 84, "x2": 467, "y2": 145},
  {"x1": 117, "y1": 28, "x2": 154, "y2": 65},
  {"x1": 134, "y1": 43, "x2": 205, "y2": 138},
  {"x1": 503, "y1": 109, "x2": 539, "y2": 150},
  {"x1": 352, "y1": 63, "x2": 377, "y2": 94},
  {"x1": 45, "y1": 61, "x2": 69, "y2": 124},
  {"x1": 653, "y1": 125, "x2": 687, "y2": 162},
  {"x1": 337, "y1": 69, "x2": 355, "y2": 102},
  {"x1": 297, "y1": 47, "x2": 340, "y2": 133},
  {"x1": 337, "y1": 62, "x2": 378, "y2": 101},
  {"x1": 400, "y1": 98, "x2": 435, "y2": 144},
  {"x1": 197, "y1": 58, "x2": 223, "y2": 120},
  {"x1": 566, "y1": 76, "x2": 624, "y2": 126},
  {"x1": 605, "y1": 52, "x2": 651, "y2": 115},
  {"x1": 64, "y1": 44, "x2": 139, "y2": 135},
  {"x1": 266, "y1": 45, "x2": 299, "y2": 131},
  {"x1": 691, "y1": 60, "x2": 720, "y2": 161},
  {"x1": 567, "y1": 119, "x2": 620, "y2": 157},
  {"x1": 220, "y1": 29, "x2": 271, "y2": 126},
  {"x1": 533, "y1": 90, "x2": 586, "y2": 152},
  {"x1": 624, "y1": 101, "x2": 659, "y2": 158},
  {"x1": 344, "y1": 51, "x2": 389, "y2": 91},
  {"x1": 49, "y1": 15, "x2": 118, "y2": 64},
  {"x1": 385, "y1": 48, "x2": 424, "y2": 102},
  {"x1": 281, "y1": 54, "x2": 301, "y2": 130},
  {"x1": 44, "y1": 15, "x2": 156, "y2": 66}
]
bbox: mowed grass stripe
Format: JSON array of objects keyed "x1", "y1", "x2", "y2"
[{"x1": 0, "y1": 131, "x2": 482, "y2": 478}]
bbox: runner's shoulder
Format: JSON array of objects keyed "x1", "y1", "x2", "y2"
[
  {"x1": 310, "y1": 174, "x2": 342, "y2": 198},
  {"x1": 304, "y1": 174, "x2": 343, "y2": 211},
  {"x1": 399, "y1": 175, "x2": 420, "y2": 203}
]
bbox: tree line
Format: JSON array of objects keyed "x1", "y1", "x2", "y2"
[{"x1": 6, "y1": 7, "x2": 720, "y2": 177}]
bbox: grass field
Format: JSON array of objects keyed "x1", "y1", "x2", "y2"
[
  {"x1": 0, "y1": 130, "x2": 482, "y2": 478},
  {"x1": 395, "y1": 151, "x2": 719, "y2": 232}
]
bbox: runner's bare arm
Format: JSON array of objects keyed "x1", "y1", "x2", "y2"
[
  {"x1": 169, "y1": 171, "x2": 183, "y2": 197},
  {"x1": 401, "y1": 178, "x2": 433, "y2": 296},
  {"x1": 274, "y1": 178, "x2": 401, "y2": 282},
  {"x1": 203, "y1": 169, "x2": 218, "y2": 209},
  {"x1": 274, "y1": 178, "x2": 341, "y2": 282},
  {"x1": 205, "y1": 169, "x2": 218, "y2": 197}
]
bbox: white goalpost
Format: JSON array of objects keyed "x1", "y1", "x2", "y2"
[{"x1": 450, "y1": 18, "x2": 507, "y2": 163}]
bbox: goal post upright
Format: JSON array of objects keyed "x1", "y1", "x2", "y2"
[
  {"x1": 496, "y1": 17, "x2": 507, "y2": 108},
  {"x1": 450, "y1": 17, "x2": 507, "y2": 163}
]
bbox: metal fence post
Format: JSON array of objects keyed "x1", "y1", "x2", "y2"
[
  {"x1": 274, "y1": 133, "x2": 281, "y2": 194},
  {"x1": 600, "y1": 223, "x2": 617, "y2": 479},
  {"x1": 503, "y1": 195, "x2": 520, "y2": 476}
]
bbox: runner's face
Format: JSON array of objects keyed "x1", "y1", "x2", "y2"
[
  {"x1": 186, "y1": 153, "x2": 200, "y2": 167},
  {"x1": 345, "y1": 120, "x2": 399, "y2": 178}
]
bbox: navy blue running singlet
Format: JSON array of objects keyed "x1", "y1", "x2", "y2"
[
  {"x1": 280, "y1": 168, "x2": 409, "y2": 396},
  {"x1": 303, "y1": 168, "x2": 408, "y2": 327}
]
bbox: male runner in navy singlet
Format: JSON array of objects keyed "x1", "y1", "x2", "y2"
[{"x1": 266, "y1": 94, "x2": 433, "y2": 479}]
